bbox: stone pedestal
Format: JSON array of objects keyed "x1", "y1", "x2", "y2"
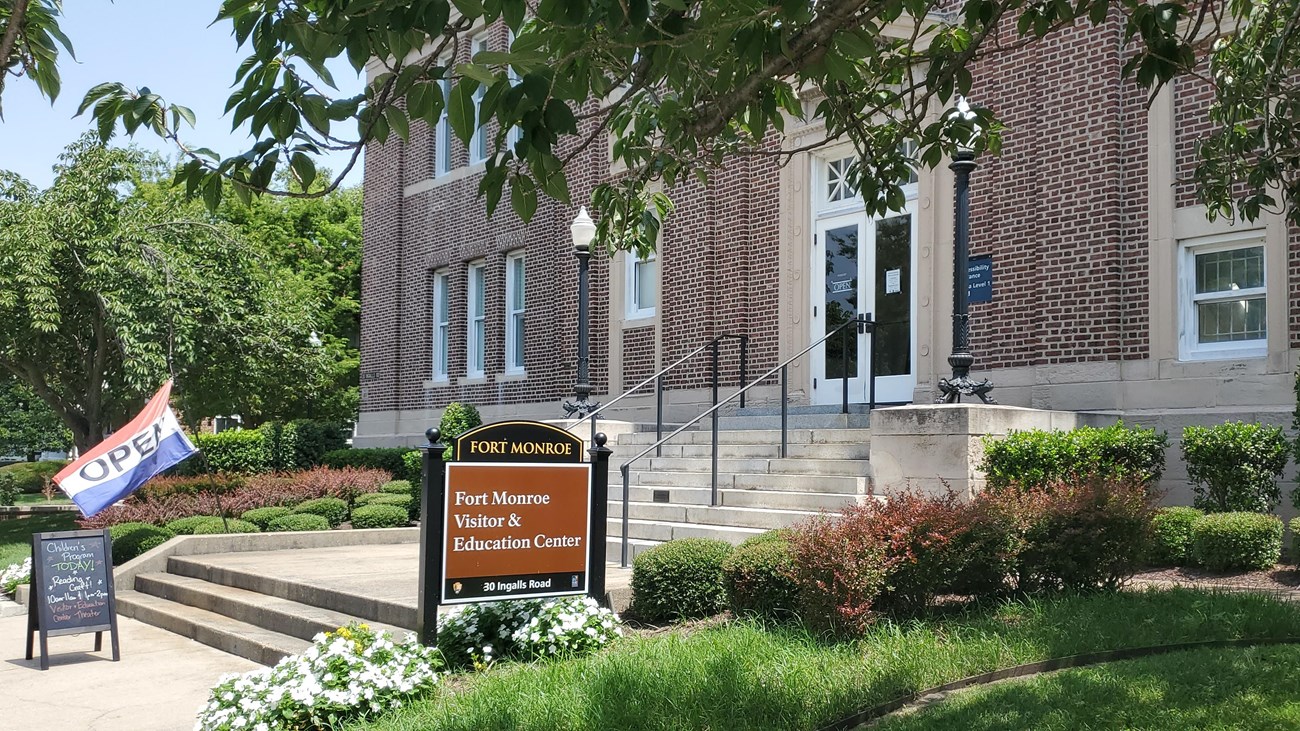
[{"x1": 869, "y1": 404, "x2": 1112, "y2": 499}]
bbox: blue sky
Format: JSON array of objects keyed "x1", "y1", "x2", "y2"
[{"x1": 0, "y1": 1, "x2": 364, "y2": 189}]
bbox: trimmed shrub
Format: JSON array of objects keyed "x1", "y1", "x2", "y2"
[
  {"x1": 440, "y1": 402, "x2": 483, "y2": 460},
  {"x1": 355, "y1": 492, "x2": 416, "y2": 518},
  {"x1": 402, "y1": 450, "x2": 422, "y2": 483},
  {"x1": 0, "y1": 460, "x2": 68, "y2": 493},
  {"x1": 380, "y1": 480, "x2": 414, "y2": 496},
  {"x1": 1182, "y1": 422, "x2": 1290, "y2": 513},
  {"x1": 350, "y1": 504, "x2": 410, "y2": 529},
  {"x1": 0, "y1": 474, "x2": 17, "y2": 505},
  {"x1": 722, "y1": 536, "x2": 798, "y2": 621},
  {"x1": 790, "y1": 509, "x2": 890, "y2": 636},
  {"x1": 1018, "y1": 477, "x2": 1155, "y2": 592},
  {"x1": 1190, "y1": 512, "x2": 1283, "y2": 571},
  {"x1": 108, "y1": 523, "x2": 174, "y2": 564},
  {"x1": 185, "y1": 429, "x2": 272, "y2": 475},
  {"x1": 981, "y1": 422, "x2": 1168, "y2": 491},
  {"x1": 630, "y1": 538, "x2": 734, "y2": 623},
  {"x1": 267, "y1": 514, "x2": 333, "y2": 532},
  {"x1": 1148, "y1": 506, "x2": 1204, "y2": 566},
  {"x1": 165, "y1": 515, "x2": 227, "y2": 535},
  {"x1": 241, "y1": 506, "x2": 295, "y2": 530},
  {"x1": 323, "y1": 448, "x2": 417, "y2": 482},
  {"x1": 293, "y1": 497, "x2": 349, "y2": 528},
  {"x1": 260, "y1": 419, "x2": 352, "y2": 472},
  {"x1": 1291, "y1": 518, "x2": 1300, "y2": 565},
  {"x1": 192, "y1": 518, "x2": 261, "y2": 535}
]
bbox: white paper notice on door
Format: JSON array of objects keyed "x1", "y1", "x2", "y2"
[{"x1": 885, "y1": 268, "x2": 901, "y2": 294}]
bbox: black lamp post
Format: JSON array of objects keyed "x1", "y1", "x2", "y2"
[
  {"x1": 937, "y1": 148, "x2": 996, "y2": 404},
  {"x1": 564, "y1": 207, "x2": 601, "y2": 418}
]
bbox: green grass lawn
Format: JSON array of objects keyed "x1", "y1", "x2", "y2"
[
  {"x1": 872, "y1": 644, "x2": 1300, "y2": 730},
  {"x1": 0, "y1": 512, "x2": 80, "y2": 568},
  {"x1": 11, "y1": 493, "x2": 72, "y2": 506},
  {"x1": 343, "y1": 589, "x2": 1300, "y2": 731}
]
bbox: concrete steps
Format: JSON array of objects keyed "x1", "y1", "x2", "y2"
[
  {"x1": 118, "y1": 554, "x2": 415, "y2": 666},
  {"x1": 607, "y1": 414, "x2": 874, "y2": 558},
  {"x1": 117, "y1": 590, "x2": 313, "y2": 667}
]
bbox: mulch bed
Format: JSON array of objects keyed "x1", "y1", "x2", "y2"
[{"x1": 1132, "y1": 565, "x2": 1300, "y2": 599}]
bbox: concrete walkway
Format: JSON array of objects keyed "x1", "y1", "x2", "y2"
[{"x1": 0, "y1": 611, "x2": 259, "y2": 730}]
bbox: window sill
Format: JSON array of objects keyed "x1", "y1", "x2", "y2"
[
  {"x1": 1178, "y1": 344, "x2": 1268, "y2": 362},
  {"x1": 623, "y1": 312, "x2": 657, "y2": 329},
  {"x1": 405, "y1": 161, "x2": 489, "y2": 198},
  {"x1": 496, "y1": 371, "x2": 528, "y2": 382},
  {"x1": 422, "y1": 378, "x2": 451, "y2": 390},
  {"x1": 458, "y1": 375, "x2": 488, "y2": 386}
]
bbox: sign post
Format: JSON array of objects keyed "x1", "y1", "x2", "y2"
[
  {"x1": 417, "y1": 420, "x2": 609, "y2": 646},
  {"x1": 25, "y1": 528, "x2": 120, "y2": 670}
]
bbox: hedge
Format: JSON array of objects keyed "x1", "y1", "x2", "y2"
[
  {"x1": 267, "y1": 514, "x2": 333, "y2": 532},
  {"x1": 1190, "y1": 512, "x2": 1283, "y2": 572},
  {"x1": 261, "y1": 420, "x2": 351, "y2": 472},
  {"x1": 1148, "y1": 506, "x2": 1204, "y2": 566},
  {"x1": 322, "y1": 448, "x2": 419, "y2": 483},
  {"x1": 192, "y1": 518, "x2": 261, "y2": 535},
  {"x1": 109, "y1": 523, "x2": 174, "y2": 564},
  {"x1": 980, "y1": 422, "x2": 1168, "y2": 491},
  {"x1": 631, "y1": 538, "x2": 734, "y2": 623},
  {"x1": 241, "y1": 506, "x2": 296, "y2": 530},
  {"x1": 294, "y1": 497, "x2": 350, "y2": 527},
  {"x1": 350, "y1": 504, "x2": 410, "y2": 529},
  {"x1": 1182, "y1": 422, "x2": 1290, "y2": 513}
]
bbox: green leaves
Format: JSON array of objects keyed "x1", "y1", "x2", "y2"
[{"x1": 447, "y1": 80, "x2": 480, "y2": 144}]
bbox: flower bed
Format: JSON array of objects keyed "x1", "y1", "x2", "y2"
[
  {"x1": 1, "y1": 557, "x2": 31, "y2": 595},
  {"x1": 196, "y1": 623, "x2": 442, "y2": 731}
]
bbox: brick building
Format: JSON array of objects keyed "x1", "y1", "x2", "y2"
[{"x1": 357, "y1": 19, "x2": 1297, "y2": 506}]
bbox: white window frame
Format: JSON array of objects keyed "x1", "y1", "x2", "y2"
[
  {"x1": 469, "y1": 34, "x2": 490, "y2": 165},
  {"x1": 505, "y1": 30, "x2": 523, "y2": 153},
  {"x1": 1178, "y1": 230, "x2": 1268, "y2": 361},
  {"x1": 625, "y1": 250, "x2": 657, "y2": 320},
  {"x1": 505, "y1": 251, "x2": 526, "y2": 373},
  {"x1": 432, "y1": 269, "x2": 451, "y2": 381},
  {"x1": 467, "y1": 260, "x2": 486, "y2": 377},
  {"x1": 435, "y1": 56, "x2": 452, "y2": 177}
]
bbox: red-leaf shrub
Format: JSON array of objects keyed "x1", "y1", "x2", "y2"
[
  {"x1": 79, "y1": 467, "x2": 392, "y2": 529},
  {"x1": 789, "y1": 506, "x2": 892, "y2": 636},
  {"x1": 862, "y1": 490, "x2": 974, "y2": 612},
  {"x1": 973, "y1": 477, "x2": 1155, "y2": 593}
]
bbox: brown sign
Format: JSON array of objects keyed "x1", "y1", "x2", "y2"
[{"x1": 441, "y1": 462, "x2": 591, "y2": 603}]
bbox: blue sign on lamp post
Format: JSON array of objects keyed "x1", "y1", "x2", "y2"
[{"x1": 967, "y1": 255, "x2": 992, "y2": 304}]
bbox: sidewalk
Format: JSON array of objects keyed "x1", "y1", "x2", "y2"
[{"x1": 0, "y1": 610, "x2": 259, "y2": 731}]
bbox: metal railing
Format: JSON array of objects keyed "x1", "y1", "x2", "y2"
[
  {"x1": 616, "y1": 312, "x2": 876, "y2": 566},
  {"x1": 569, "y1": 333, "x2": 749, "y2": 447}
]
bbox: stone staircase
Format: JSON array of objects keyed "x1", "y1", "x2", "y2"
[
  {"x1": 604, "y1": 410, "x2": 875, "y2": 563},
  {"x1": 115, "y1": 547, "x2": 414, "y2": 666}
]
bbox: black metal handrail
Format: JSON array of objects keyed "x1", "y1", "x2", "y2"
[
  {"x1": 569, "y1": 333, "x2": 749, "y2": 447},
  {"x1": 617, "y1": 312, "x2": 876, "y2": 566}
]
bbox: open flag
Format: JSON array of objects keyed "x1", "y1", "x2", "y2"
[{"x1": 54, "y1": 380, "x2": 198, "y2": 518}]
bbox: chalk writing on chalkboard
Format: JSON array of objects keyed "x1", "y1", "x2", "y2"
[{"x1": 26, "y1": 529, "x2": 120, "y2": 670}]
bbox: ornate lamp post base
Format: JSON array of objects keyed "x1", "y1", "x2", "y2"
[
  {"x1": 937, "y1": 375, "x2": 997, "y2": 404},
  {"x1": 562, "y1": 397, "x2": 602, "y2": 418}
]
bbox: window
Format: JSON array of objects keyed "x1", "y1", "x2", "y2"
[
  {"x1": 435, "y1": 56, "x2": 452, "y2": 176},
  {"x1": 505, "y1": 251, "x2": 526, "y2": 373},
  {"x1": 432, "y1": 269, "x2": 450, "y2": 380},
  {"x1": 626, "y1": 251, "x2": 657, "y2": 319},
  {"x1": 825, "y1": 156, "x2": 855, "y2": 203},
  {"x1": 505, "y1": 30, "x2": 522, "y2": 152},
  {"x1": 469, "y1": 34, "x2": 490, "y2": 165},
  {"x1": 1180, "y1": 231, "x2": 1267, "y2": 360},
  {"x1": 467, "y1": 261, "x2": 486, "y2": 376}
]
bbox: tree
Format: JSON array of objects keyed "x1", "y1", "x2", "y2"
[
  {"x1": 2, "y1": 0, "x2": 1296, "y2": 248},
  {"x1": 207, "y1": 183, "x2": 362, "y2": 422},
  {"x1": 0, "y1": 136, "x2": 323, "y2": 451},
  {"x1": 0, "y1": 0, "x2": 70, "y2": 117},
  {"x1": 0, "y1": 373, "x2": 70, "y2": 460}
]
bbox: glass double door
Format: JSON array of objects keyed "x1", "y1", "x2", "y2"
[{"x1": 811, "y1": 206, "x2": 916, "y2": 405}]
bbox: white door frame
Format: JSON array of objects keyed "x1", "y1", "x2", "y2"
[{"x1": 809, "y1": 156, "x2": 918, "y2": 406}]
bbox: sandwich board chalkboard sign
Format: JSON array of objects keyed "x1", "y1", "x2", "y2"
[{"x1": 25, "y1": 528, "x2": 120, "y2": 670}]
